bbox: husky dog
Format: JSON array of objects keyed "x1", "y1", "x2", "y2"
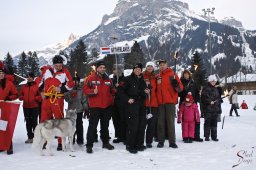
[{"x1": 32, "y1": 109, "x2": 77, "y2": 156}]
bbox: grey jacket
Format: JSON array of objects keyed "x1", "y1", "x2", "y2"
[{"x1": 64, "y1": 86, "x2": 88, "y2": 113}]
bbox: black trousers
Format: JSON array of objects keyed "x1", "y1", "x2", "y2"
[
  {"x1": 126, "y1": 102, "x2": 146, "y2": 149},
  {"x1": 23, "y1": 107, "x2": 39, "y2": 139},
  {"x1": 86, "y1": 107, "x2": 112, "y2": 147},
  {"x1": 230, "y1": 104, "x2": 239, "y2": 116},
  {"x1": 112, "y1": 100, "x2": 126, "y2": 141},
  {"x1": 145, "y1": 107, "x2": 158, "y2": 144},
  {"x1": 75, "y1": 112, "x2": 84, "y2": 143},
  {"x1": 195, "y1": 122, "x2": 201, "y2": 139},
  {"x1": 204, "y1": 113, "x2": 218, "y2": 139}
]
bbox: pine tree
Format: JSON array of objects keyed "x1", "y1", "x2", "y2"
[
  {"x1": 18, "y1": 51, "x2": 28, "y2": 77},
  {"x1": 27, "y1": 51, "x2": 40, "y2": 76},
  {"x1": 69, "y1": 40, "x2": 88, "y2": 77},
  {"x1": 124, "y1": 41, "x2": 145, "y2": 69},
  {"x1": 4, "y1": 52, "x2": 17, "y2": 74},
  {"x1": 103, "y1": 54, "x2": 116, "y2": 75},
  {"x1": 90, "y1": 48, "x2": 99, "y2": 62},
  {"x1": 190, "y1": 51, "x2": 207, "y2": 89}
]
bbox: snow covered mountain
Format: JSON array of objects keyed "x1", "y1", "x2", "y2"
[
  {"x1": 14, "y1": 33, "x2": 80, "y2": 66},
  {"x1": 65, "y1": 0, "x2": 256, "y2": 80}
]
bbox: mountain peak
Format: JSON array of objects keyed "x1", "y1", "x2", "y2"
[{"x1": 220, "y1": 17, "x2": 244, "y2": 31}]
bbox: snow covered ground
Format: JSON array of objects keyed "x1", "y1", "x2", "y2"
[{"x1": 1, "y1": 95, "x2": 256, "y2": 170}]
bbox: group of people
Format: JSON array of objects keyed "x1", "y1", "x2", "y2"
[{"x1": 0, "y1": 56, "x2": 228, "y2": 155}]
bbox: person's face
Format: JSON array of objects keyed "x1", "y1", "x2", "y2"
[
  {"x1": 146, "y1": 65, "x2": 154, "y2": 73},
  {"x1": 54, "y1": 63, "x2": 63, "y2": 71},
  {"x1": 0, "y1": 72, "x2": 4, "y2": 80},
  {"x1": 184, "y1": 72, "x2": 190, "y2": 80},
  {"x1": 27, "y1": 76, "x2": 34, "y2": 82},
  {"x1": 97, "y1": 65, "x2": 106, "y2": 75},
  {"x1": 159, "y1": 63, "x2": 167, "y2": 71},
  {"x1": 133, "y1": 68, "x2": 142, "y2": 76},
  {"x1": 210, "y1": 80, "x2": 217, "y2": 86}
]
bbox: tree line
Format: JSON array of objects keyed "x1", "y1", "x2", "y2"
[{"x1": 3, "y1": 40, "x2": 207, "y2": 87}]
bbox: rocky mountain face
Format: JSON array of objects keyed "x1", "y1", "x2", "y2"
[
  {"x1": 66, "y1": 0, "x2": 256, "y2": 78},
  {"x1": 15, "y1": 0, "x2": 253, "y2": 80},
  {"x1": 14, "y1": 33, "x2": 80, "y2": 66}
]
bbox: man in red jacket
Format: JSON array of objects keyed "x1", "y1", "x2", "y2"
[
  {"x1": 39, "y1": 55, "x2": 74, "y2": 151},
  {"x1": 83, "y1": 61, "x2": 115, "y2": 154},
  {"x1": 156, "y1": 60, "x2": 183, "y2": 148},
  {"x1": 19, "y1": 72, "x2": 42, "y2": 144},
  {"x1": 0, "y1": 67, "x2": 18, "y2": 155}
]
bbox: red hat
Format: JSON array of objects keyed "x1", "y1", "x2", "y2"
[{"x1": 185, "y1": 92, "x2": 194, "y2": 103}]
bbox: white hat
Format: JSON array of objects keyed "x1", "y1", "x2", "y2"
[
  {"x1": 145, "y1": 61, "x2": 156, "y2": 70},
  {"x1": 208, "y1": 74, "x2": 217, "y2": 82}
]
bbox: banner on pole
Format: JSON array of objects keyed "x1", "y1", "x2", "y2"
[
  {"x1": 0, "y1": 101, "x2": 20, "y2": 150},
  {"x1": 100, "y1": 45, "x2": 131, "y2": 55}
]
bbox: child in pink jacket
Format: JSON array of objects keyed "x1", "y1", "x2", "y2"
[{"x1": 178, "y1": 92, "x2": 200, "y2": 143}]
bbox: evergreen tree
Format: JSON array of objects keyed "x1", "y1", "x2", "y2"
[
  {"x1": 27, "y1": 51, "x2": 40, "y2": 76},
  {"x1": 90, "y1": 48, "x2": 99, "y2": 62},
  {"x1": 190, "y1": 51, "x2": 207, "y2": 89},
  {"x1": 4, "y1": 52, "x2": 17, "y2": 74},
  {"x1": 124, "y1": 41, "x2": 145, "y2": 69},
  {"x1": 18, "y1": 51, "x2": 28, "y2": 77},
  {"x1": 69, "y1": 40, "x2": 88, "y2": 77},
  {"x1": 103, "y1": 54, "x2": 116, "y2": 75}
]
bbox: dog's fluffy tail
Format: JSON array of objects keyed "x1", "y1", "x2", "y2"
[{"x1": 32, "y1": 123, "x2": 44, "y2": 149}]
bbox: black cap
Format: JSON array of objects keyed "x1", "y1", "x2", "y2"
[
  {"x1": 133, "y1": 63, "x2": 143, "y2": 71},
  {"x1": 52, "y1": 55, "x2": 64, "y2": 64},
  {"x1": 156, "y1": 59, "x2": 167, "y2": 65},
  {"x1": 28, "y1": 72, "x2": 35, "y2": 78},
  {"x1": 96, "y1": 61, "x2": 106, "y2": 69}
]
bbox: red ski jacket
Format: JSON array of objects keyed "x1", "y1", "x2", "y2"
[
  {"x1": 19, "y1": 82, "x2": 42, "y2": 108},
  {"x1": 240, "y1": 102, "x2": 248, "y2": 109},
  {"x1": 0, "y1": 78, "x2": 18, "y2": 101},
  {"x1": 83, "y1": 72, "x2": 115, "y2": 109},
  {"x1": 143, "y1": 71, "x2": 158, "y2": 107},
  {"x1": 40, "y1": 66, "x2": 74, "y2": 93},
  {"x1": 156, "y1": 68, "x2": 183, "y2": 105}
]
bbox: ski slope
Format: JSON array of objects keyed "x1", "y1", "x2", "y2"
[{"x1": 0, "y1": 95, "x2": 256, "y2": 170}]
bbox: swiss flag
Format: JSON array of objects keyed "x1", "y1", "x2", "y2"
[{"x1": 0, "y1": 101, "x2": 20, "y2": 150}]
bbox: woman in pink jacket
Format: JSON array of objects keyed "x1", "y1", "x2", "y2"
[{"x1": 177, "y1": 92, "x2": 200, "y2": 143}]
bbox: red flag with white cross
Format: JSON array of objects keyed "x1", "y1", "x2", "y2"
[{"x1": 0, "y1": 101, "x2": 20, "y2": 150}]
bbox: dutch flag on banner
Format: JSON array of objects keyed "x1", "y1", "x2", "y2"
[{"x1": 100, "y1": 47, "x2": 111, "y2": 55}]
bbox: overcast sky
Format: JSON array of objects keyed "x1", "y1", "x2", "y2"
[{"x1": 0, "y1": 0, "x2": 255, "y2": 59}]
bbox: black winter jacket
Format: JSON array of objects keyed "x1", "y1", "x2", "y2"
[
  {"x1": 179, "y1": 78, "x2": 200, "y2": 104},
  {"x1": 119, "y1": 73, "x2": 147, "y2": 103},
  {"x1": 201, "y1": 83, "x2": 221, "y2": 115}
]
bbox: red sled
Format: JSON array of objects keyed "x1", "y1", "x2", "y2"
[{"x1": 0, "y1": 101, "x2": 20, "y2": 150}]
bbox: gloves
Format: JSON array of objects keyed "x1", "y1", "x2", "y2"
[{"x1": 171, "y1": 79, "x2": 178, "y2": 88}]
